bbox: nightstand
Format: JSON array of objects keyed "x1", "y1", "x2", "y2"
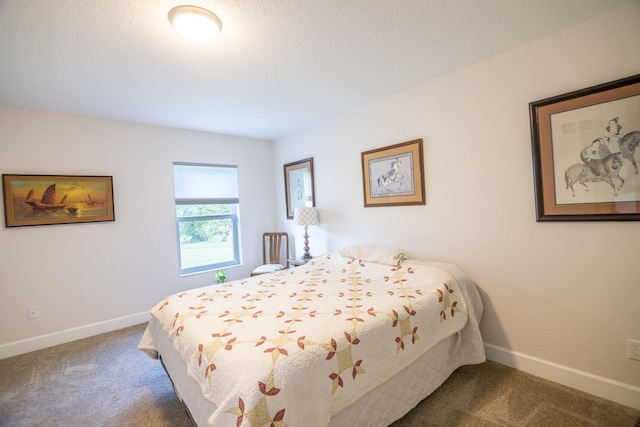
[{"x1": 287, "y1": 258, "x2": 309, "y2": 268}]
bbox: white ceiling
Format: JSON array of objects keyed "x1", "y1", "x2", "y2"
[{"x1": 0, "y1": 0, "x2": 634, "y2": 140}]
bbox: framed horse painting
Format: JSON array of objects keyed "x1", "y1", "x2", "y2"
[
  {"x1": 530, "y1": 74, "x2": 640, "y2": 221},
  {"x1": 361, "y1": 139, "x2": 425, "y2": 207}
]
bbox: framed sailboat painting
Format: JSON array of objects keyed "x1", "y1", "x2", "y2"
[{"x1": 2, "y1": 174, "x2": 115, "y2": 227}]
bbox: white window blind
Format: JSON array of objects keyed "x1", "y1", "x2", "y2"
[{"x1": 173, "y1": 163, "x2": 239, "y2": 204}]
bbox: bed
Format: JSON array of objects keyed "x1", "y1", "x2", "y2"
[{"x1": 138, "y1": 245, "x2": 485, "y2": 426}]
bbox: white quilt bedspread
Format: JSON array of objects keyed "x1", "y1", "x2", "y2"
[{"x1": 139, "y1": 252, "x2": 473, "y2": 427}]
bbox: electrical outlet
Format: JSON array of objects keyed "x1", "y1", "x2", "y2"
[
  {"x1": 628, "y1": 339, "x2": 640, "y2": 361},
  {"x1": 28, "y1": 306, "x2": 39, "y2": 320}
]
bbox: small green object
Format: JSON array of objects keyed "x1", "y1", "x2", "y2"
[{"x1": 215, "y1": 269, "x2": 226, "y2": 283}]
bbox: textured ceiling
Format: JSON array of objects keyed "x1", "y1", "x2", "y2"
[{"x1": 0, "y1": 0, "x2": 634, "y2": 140}]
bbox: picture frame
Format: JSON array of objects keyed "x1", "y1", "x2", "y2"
[
  {"x1": 530, "y1": 74, "x2": 640, "y2": 221},
  {"x1": 361, "y1": 139, "x2": 425, "y2": 207},
  {"x1": 283, "y1": 158, "x2": 315, "y2": 219},
  {"x1": 2, "y1": 174, "x2": 115, "y2": 227}
]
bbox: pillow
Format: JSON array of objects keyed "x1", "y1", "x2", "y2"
[{"x1": 338, "y1": 243, "x2": 410, "y2": 266}]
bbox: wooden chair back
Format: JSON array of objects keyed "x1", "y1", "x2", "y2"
[{"x1": 263, "y1": 232, "x2": 289, "y2": 265}]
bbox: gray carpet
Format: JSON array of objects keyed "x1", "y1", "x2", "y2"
[{"x1": 0, "y1": 323, "x2": 638, "y2": 426}]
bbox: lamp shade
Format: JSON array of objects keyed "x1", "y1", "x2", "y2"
[{"x1": 294, "y1": 207, "x2": 319, "y2": 227}]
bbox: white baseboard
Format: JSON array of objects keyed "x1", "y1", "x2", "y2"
[
  {"x1": 0, "y1": 312, "x2": 150, "y2": 360},
  {"x1": 484, "y1": 343, "x2": 640, "y2": 410}
]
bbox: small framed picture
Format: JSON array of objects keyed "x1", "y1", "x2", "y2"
[
  {"x1": 361, "y1": 139, "x2": 425, "y2": 207},
  {"x1": 2, "y1": 174, "x2": 115, "y2": 227},
  {"x1": 530, "y1": 74, "x2": 640, "y2": 221},
  {"x1": 283, "y1": 158, "x2": 315, "y2": 219}
]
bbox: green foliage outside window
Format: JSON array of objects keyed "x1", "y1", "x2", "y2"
[{"x1": 177, "y1": 204, "x2": 232, "y2": 243}]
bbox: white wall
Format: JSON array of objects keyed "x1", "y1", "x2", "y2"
[
  {"x1": 0, "y1": 109, "x2": 275, "y2": 353},
  {"x1": 274, "y1": 4, "x2": 640, "y2": 408}
]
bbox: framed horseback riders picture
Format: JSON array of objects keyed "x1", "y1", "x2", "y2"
[
  {"x1": 283, "y1": 158, "x2": 315, "y2": 219},
  {"x1": 530, "y1": 74, "x2": 640, "y2": 221},
  {"x1": 2, "y1": 174, "x2": 115, "y2": 227},
  {"x1": 361, "y1": 138, "x2": 425, "y2": 207}
]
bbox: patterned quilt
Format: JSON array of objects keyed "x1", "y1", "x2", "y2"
[{"x1": 140, "y1": 252, "x2": 471, "y2": 427}]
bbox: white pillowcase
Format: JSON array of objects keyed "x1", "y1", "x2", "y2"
[{"x1": 338, "y1": 243, "x2": 410, "y2": 266}]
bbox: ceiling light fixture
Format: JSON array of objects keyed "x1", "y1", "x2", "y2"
[{"x1": 168, "y1": 5, "x2": 222, "y2": 42}]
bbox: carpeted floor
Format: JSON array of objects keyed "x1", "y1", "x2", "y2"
[{"x1": 0, "y1": 323, "x2": 638, "y2": 426}]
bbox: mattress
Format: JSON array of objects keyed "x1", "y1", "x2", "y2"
[{"x1": 140, "y1": 257, "x2": 485, "y2": 426}]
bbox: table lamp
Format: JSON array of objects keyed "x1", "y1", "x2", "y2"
[{"x1": 294, "y1": 207, "x2": 319, "y2": 260}]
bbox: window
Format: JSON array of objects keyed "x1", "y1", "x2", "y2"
[{"x1": 173, "y1": 163, "x2": 241, "y2": 275}]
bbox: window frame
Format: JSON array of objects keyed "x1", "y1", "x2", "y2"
[{"x1": 173, "y1": 162, "x2": 241, "y2": 276}]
